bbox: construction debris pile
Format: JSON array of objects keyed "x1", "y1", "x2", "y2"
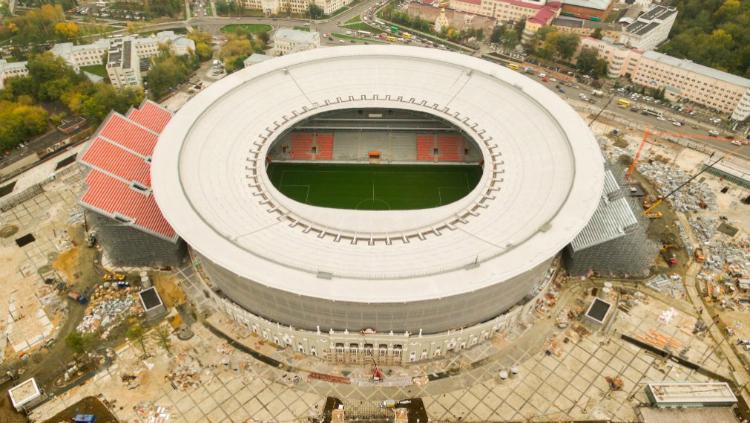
[
  {"x1": 646, "y1": 274, "x2": 685, "y2": 299},
  {"x1": 696, "y1": 231, "x2": 750, "y2": 311},
  {"x1": 76, "y1": 285, "x2": 141, "y2": 336},
  {"x1": 165, "y1": 352, "x2": 209, "y2": 390},
  {"x1": 689, "y1": 216, "x2": 718, "y2": 243},
  {"x1": 637, "y1": 161, "x2": 717, "y2": 212},
  {"x1": 133, "y1": 401, "x2": 171, "y2": 423}
]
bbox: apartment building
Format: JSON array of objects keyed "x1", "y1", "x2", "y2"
[
  {"x1": 551, "y1": 16, "x2": 620, "y2": 38},
  {"x1": 106, "y1": 38, "x2": 141, "y2": 88},
  {"x1": 560, "y1": 0, "x2": 613, "y2": 21},
  {"x1": 50, "y1": 39, "x2": 111, "y2": 72},
  {"x1": 579, "y1": 37, "x2": 641, "y2": 78},
  {"x1": 271, "y1": 28, "x2": 320, "y2": 56},
  {"x1": 50, "y1": 31, "x2": 194, "y2": 73},
  {"x1": 448, "y1": 0, "x2": 555, "y2": 24},
  {"x1": 632, "y1": 51, "x2": 750, "y2": 121},
  {"x1": 619, "y1": 5, "x2": 676, "y2": 50},
  {"x1": 241, "y1": 0, "x2": 350, "y2": 16},
  {"x1": 0, "y1": 59, "x2": 28, "y2": 89}
]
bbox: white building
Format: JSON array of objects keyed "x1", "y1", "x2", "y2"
[
  {"x1": 106, "y1": 38, "x2": 142, "y2": 88},
  {"x1": 619, "y1": 5, "x2": 676, "y2": 51},
  {"x1": 241, "y1": 0, "x2": 350, "y2": 16},
  {"x1": 0, "y1": 59, "x2": 28, "y2": 89},
  {"x1": 50, "y1": 39, "x2": 110, "y2": 72},
  {"x1": 579, "y1": 37, "x2": 641, "y2": 78},
  {"x1": 50, "y1": 31, "x2": 194, "y2": 73},
  {"x1": 632, "y1": 51, "x2": 750, "y2": 121},
  {"x1": 578, "y1": 38, "x2": 750, "y2": 121},
  {"x1": 447, "y1": 0, "x2": 559, "y2": 24},
  {"x1": 137, "y1": 30, "x2": 196, "y2": 57},
  {"x1": 271, "y1": 28, "x2": 320, "y2": 56}
]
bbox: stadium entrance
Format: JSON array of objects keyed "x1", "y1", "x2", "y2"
[{"x1": 265, "y1": 108, "x2": 483, "y2": 210}]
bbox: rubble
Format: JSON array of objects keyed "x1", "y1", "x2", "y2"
[
  {"x1": 165, "y1": 352, "x2": 207, "y2": 390},
  {"x1": 76, "y1": 285, "x2": 141, "y2": 335},
  {"x1": 637, "y1": 161, "x2": 717, "y2": 212},
  {"x1": 646, "y1": 274, "x2": 685, "y2": 299}
]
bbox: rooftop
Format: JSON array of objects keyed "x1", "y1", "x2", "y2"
[
  {"x1": 138, "y1": 287, "x2": 163, "y2": 310},
  {"x1": 642, "y1": 50, "x2": 750, "y2": 89},
  {"x1": 646, "y1": 382, "x2": 737, "y2": 405},
  {"x1": 561, "y1": 0, "x2": 612, "y2": 11},
  {"x1": 151, "y1": 46, "x2": 604, "y2": 303},
  {"x1": 273, "y1": 28, "x2": 320, "y2": 44},
  {"x1": 569, "y1": 169, "x2": 638, "y2": 252},
  {"x1": 639, "y1": 4, "x2": 676, "y2": 21},
  {"x1": 78, "y1": 101, "x2": 176, "y2": 241},
  {"x1": 8, "y1": 378, "x2": 41, "y2": 410}
]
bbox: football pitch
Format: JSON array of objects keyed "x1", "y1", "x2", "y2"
[{"x1": 266, "y1": 163, "x2": 483, "y2": 210}]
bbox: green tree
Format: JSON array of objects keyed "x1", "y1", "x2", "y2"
[
  {"x1": 64, "y1": 331, "x2": 95, "y2": 355},
  {"x1": 307, "y1": 3, "x2": 324, "y2": 19},
  {"x1": 490, "y1": 26, "x2": 503, "y2": 44},
  {"x1": 80, "y1": 83, "x2": 144, "y2": 122},
  {"x1": 554, "y1": 32, "x2": 580, "y2": 61},
  {"x1": 152, "y1": 324, "x2": 173, "y2": 355},
  {"x1": 188, "y1": 31, "x2": 214, "y2": 62},
  {"x1": 127, "y1": 323, "x2": 148, "y2": 354},
  {"x1": 592, "y1": 28, "x2": 603, "y2": 39},
  {"x1": 26, "y1": 52, "x2": 81, "y2": 101},
  {"x1": 576, "y1": 47, "x2": 600, "y2": 74}
]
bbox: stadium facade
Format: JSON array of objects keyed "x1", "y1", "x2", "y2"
[{"x1": 146, "y1": 45, "x2": 605, "y2": 361}]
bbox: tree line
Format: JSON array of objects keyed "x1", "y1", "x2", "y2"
[
  {"x1": 660, "y1": 0, "x2": 750, "y2": 77},
  {"x1": 0, "y1": 53, "x2": 144, "y2": 151}
]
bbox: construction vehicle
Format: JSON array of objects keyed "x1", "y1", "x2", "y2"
[
  {"x1": 660, "y1": 244, "x2": 679, "y2": 267},
  {"x1": 643, "y1": 211, "x2": 663, "y2": 219},
  {"x1": 67, "y1": 289, "x2": 90, "y2": 304},
  {"x1": 694, "y1": 248, "x2": 705, "y2": 263},
  {"x1": 85, "y1": 231, "x2": 96, "y2": 248},
  {"x1": 102, "y1": 272, "x2": 126, "y2": 282}
]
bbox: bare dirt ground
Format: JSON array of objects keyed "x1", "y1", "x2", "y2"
[{"x1": 152, "y1": 272, "x2": 187, "y2": 308}]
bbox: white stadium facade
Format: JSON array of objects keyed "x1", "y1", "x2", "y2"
[
  {"x1": 149, "y1": 46, "x2": 606, "y2": 360},
  {"x1": 66, "y1": 46, "x2": 624, "y2": 364}
]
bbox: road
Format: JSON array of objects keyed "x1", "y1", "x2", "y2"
[{"x1": 523, "y1": 73, "x2": 750, "y2": 160}]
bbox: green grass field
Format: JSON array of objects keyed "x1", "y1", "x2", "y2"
[
  {"x1": 267, "y1": 163, "x2": 482, "y2": 210},
  {"x1": 220, "y1": 24, "x2": 272, "y2": 34}
]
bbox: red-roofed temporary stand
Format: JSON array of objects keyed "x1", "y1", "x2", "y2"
[{"x1": 77, "y1": 101, "x2": 182, "y2": 267}]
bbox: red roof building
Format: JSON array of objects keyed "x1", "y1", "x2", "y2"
[{"x1": 78, "y1": 101, "x2": 177, "y2": 242}]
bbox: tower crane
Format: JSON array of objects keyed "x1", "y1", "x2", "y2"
[{"x1": 622, "y1": 127, "x2": 745, "y2": 216}]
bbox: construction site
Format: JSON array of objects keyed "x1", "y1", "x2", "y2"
[{"x1": 0, "y1": 56, "x2": 748, "y2": 423}]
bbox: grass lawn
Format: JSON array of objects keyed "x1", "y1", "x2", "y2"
[
  {"x1": 332, "y1": 32, "x2": 386, "y2": 44},
  {"x1": 266, "y1": 163, "x2": 482, "y2": 210},
  {"x1": 80, "y1": 65, "x2": 107, "y2": 77},
  {"x1": 221, "y1": 23, "x2": 272, "y2": 34},
  {"x1": 345, "y1": 15, "x2": 361, "y2": 24},
  {"x1": 342, "y1": 21, "x2": 381, "y2": 34}
]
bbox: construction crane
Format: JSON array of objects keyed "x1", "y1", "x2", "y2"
[
  {"x1": 621, "y1": 127, "x2": 746, "y2": 216},
  {"x1": 625, "y1": 128, "x2": 739, "y2": 180}
]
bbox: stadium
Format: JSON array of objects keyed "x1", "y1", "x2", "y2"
[{"x1": 149, "y1": 44, "x2": 605, "y2": 343}]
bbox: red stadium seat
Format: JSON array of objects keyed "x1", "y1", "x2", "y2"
[
  {"x1": 416, "y1": 134, "x2": 435, "y2": 161},
  {"x1": 437, "y1": 134, "x2": 463, "y2": 162},
  {"x1": 290, "y1": 132, "x2": 314, "y2": 160},
  {"x1": 315, "y1": 133, "x2": 334, "y2": 160}
]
